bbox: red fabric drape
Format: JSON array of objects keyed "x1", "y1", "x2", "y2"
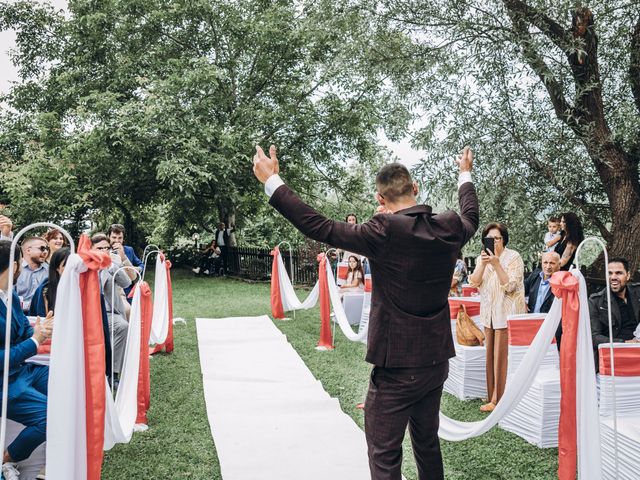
[
  {"x1": 77, "y1": 234, "x2": 110, "y2": 480},
  {"x1": 507, "y1": 318, "x2": 555, "y2": 346},
  {"x1": 270, "y1": 247, "x2": 285, "y2": 319},
  {"x1": 599, "y1": 347, "x2": 640, "y2": 376},
  {"x1": 136, "y1": 282, "x2": 153, "y2": 425},
  {"x1": 550, "y1": 271, "x2": 579, "y2": 480},
  {"x1": 317, "y1": 254, "x2": 334, "y2": 349},
  {"x1": 448, "y1": 299, "x2": 481, "y2": 319},
  {"x1": 150, "y1": 260, "x2": 174, "y2": 354}
]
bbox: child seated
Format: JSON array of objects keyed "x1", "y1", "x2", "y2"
[
  {"x1": 543, "y1": 216, "x2": 562, "y2": 252},
  {"x1": 340, "y1": 255, "x2": 364, "y2": 294}
]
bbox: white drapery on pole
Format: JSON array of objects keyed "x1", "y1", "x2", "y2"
[
  {"x1": 149, "y1": 255, "x2": 169, "y2": 345},
  {"x1": 438, "y1": 269, "x2": 602, "y2": 480},
  {"x1": 46, "y1": 254, "x2": 88, "y2": 479},
  {"x1": 324, "y1": 257, "x2": 368, "y2": 344},
  {"x1": 104, "y1": 284, "x2": 143, "y2": 449},
  {"x1": 276, "y1": 251, "x2": 319, "y2": 312}
]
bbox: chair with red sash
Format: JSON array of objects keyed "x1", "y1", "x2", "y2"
[
  {"x1": 598, "y1": 343, "x2": 640, "y2": 479},
  {"x1": 335, "y1": 261, "x2": 349, "y2": 287},
  {"x1": 443, "y1": 297, "x2": 486, "y2": 400},
  {"x1": 499, "y1": 314, "x2": 560, "y2": 448}
]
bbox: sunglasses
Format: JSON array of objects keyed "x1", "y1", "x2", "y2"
[{"x1": 31, "y1": 245, "x2": 50, "y2": 252}]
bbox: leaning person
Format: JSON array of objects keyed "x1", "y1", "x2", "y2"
[
  {"x1": 252, "y1": 144, "x2": 478, "y2": 480},
  {"x1": 0, "y1": 240, "x2": 53, "y2": 480},
  {"x1": 468, "y1": 222, "x2": 526, "y2": 413}
]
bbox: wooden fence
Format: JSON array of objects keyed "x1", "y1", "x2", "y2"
[{"x1": 226, "y1": 247, "x2": 318, "y2": 285}]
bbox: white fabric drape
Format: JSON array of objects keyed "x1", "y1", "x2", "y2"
[
  {"x1": 438, "y1": 269, "x2": 602, "y2": 480},
  {"x1": 46, "y1": 254, "x2": 88, "y2": 479},
  {"x1": 276, "y1": 251, "x2": 319, "y2": 312},
  {"x1": 104, "y1": 285, "x2": 142, "y2": 449},
  {"x1": 324, "y1": 259, "x2": 368, "y2": 344},
  {"x1": 150, "y1": 255, "x2": 169, "y2": 344}
]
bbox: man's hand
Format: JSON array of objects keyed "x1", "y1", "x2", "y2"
[
  {"x1": 111, "y1": 242, "x2": 126, "y2": 261},
  {"x1": 456, "y1": 147, "x2": 473, "y2": 173},
  {"x1": 33, "y1": 311, "x2": 54, "y2": 344},
  {"x1": 0, "y1": 215, "x2": 12, "y2": 237},
  {"x1": 253, "y1": 145, "x2": 280, "y2": 184}
]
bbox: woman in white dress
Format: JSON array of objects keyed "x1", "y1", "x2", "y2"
[{"x1": 340, "y1": 255, "x2": 365, "y2": 294}]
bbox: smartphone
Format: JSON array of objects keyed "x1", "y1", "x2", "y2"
[{"x1": 483, "y1": 237, "x2": 495, "y2": 255}]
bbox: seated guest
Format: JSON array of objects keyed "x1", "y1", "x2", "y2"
[
  {"x1": 449, "y1": 252, "x2": 468, "y2": 296},
  {"x1": 107, "y1": 224, "x2": 143, "y2": 300},
  {"x1": 192, "y1": 240, "x2": 221, "y2": 275},
  {"x1": 91, "y1": 234, "x2": 132, "y2": 379},
  {"x1": 526, "y1": 252, "x2": 560, "y2": 314},
  {"x1": 15, "y1": 238, "x2": 50, "y2": 313},
  {"x1": 590, "y1": 257, "x2": 640, "y2": 371},
  {"x1": 526, "y1": 251, "x2": 562, "y2": 349},
  {"x1": 43, "y1": 228, "x2": 67, "y2": 264},
  {"x1": 469, "y1": 222, "x2": 526, "y2": 413},
  {"x1": 0, "y1": 240, "x2": 53, "y2": 480},
  {"x1": 339, "y1": 255, "x2": 364, "y2": 294},
  {"x1": 30, "y1": 248, "x2": 71, "y2": 317},
  {"x1": 555, "y1": 212, "x2": 584, "y2": 271}
]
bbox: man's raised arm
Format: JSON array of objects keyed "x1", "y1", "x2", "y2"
[
  {"x1": 252, "y1": 145, "x2": 386, "y2": 259},
  {"x1": 455, "y1": 147, "x2": 479, "y2": 245}
]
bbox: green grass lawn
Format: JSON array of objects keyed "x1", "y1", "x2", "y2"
[{"x1": 102, "y1": 271, "x2": 557, "y2": 479}]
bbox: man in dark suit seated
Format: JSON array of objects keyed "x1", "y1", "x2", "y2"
[
  {"x1": 0, "y1": 240, "x2": 53, "y2": 479},
  {"x1": 525, "y1": 251, "x2": 561, "y2": 346},
  {"x1": 252, "y1": 145, "x2": 479, "y2": 480},
  {"x1": 589, "y1": 257, "x2": 640, "y2": 372}
]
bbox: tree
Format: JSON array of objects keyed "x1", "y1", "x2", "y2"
[
  {"x1": 0, "y1": 0, "x2": 411, "y2": 248},
  {"x1": 371, "y1": 1, "x2": 640, "y2": 270}
]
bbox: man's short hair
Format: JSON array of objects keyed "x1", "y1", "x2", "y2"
[
  {"x1": 0, "y1": 240, "x2": 21, "y2": 274},
  {"x1": 542, "y1": 251, "x2": 561, "y2": 262},
  {"x1": 22, "y1": 236, "x2": 47, "y2": 249},
  {"x1": 548, "y1": 216, "x2": 560, "y2": 223},
  {"x1": 91, "y1": 233, "x2": 110, "y2": 245},
  {"x1": 608, "y1": 257, "x2": 630, "y2": 272},
  {"x1": 375, "y1": 163, "x2": 414, "y2": 203},
  {"x1": 107, "y1": 224, "x2": 125, "y2": 236}
]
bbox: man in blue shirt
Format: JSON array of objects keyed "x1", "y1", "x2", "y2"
[
  {"x1": 107, "y1": 224, "x2": 144, "y2": 301},
  {"x1": 15, "y1": 238, "x2": 49, "y2": 313},
  {"x1": 0, "y1": 240, "x2": 53, "y2": 479},
  {"x1": 525, "y1": 251, "x2": 561, "y2": 348}
]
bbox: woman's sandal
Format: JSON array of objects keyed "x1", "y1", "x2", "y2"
[{"x1": 479, "y1": 402, "x2": 496, "y2": 413}]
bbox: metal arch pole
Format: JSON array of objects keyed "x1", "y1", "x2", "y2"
[
  {"x1": 142, "y1": 244, "x2": 160, "y2": 264},
  {"x1": 142, "y1": 248, "x2": 161, "y2": 284},
  {"x1": 1, "y1": 222, "x2": 75, "y2": 465},
  {"x1": 325, "y1": 247, "x2": 339, "y2": 347},
  {"x1": 575, "y1": 236, "x2": 618, "y2": 479},
  {"x1": 109, "y1": 265, "x2": 142, "y2": 395},
  {"x1": 277, "y1": 241, "x2": 295, "y2": 319}
]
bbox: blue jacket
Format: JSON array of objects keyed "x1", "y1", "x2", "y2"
[
  {"x1": 29, "y1": 279, "x2": 49, "y2": 318},
  {"x1": 124, "y1": 245, "x2": 144, "y2": 270},
  {"x1": 0, "y1": 291, "x2": 38, "y2": 399}
]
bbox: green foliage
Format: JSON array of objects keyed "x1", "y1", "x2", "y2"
[{"x1": 0, "y1": 0, "x2": 411, "y2": 247}]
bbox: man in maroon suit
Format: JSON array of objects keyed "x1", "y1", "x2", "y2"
[{"x1": 253, "y1": 145, "x2": 478, "y2": 480}]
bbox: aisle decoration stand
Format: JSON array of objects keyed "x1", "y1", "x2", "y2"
[
  {"x1": 1, "y1": 223, "x2": 75, "y2": 476},
  {"x1": 270, "y1": 244, "x2": 319, "y2": 320}
]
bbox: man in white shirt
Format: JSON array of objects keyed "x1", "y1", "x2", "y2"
[{"x1": 214, "y1": 222, "x2": 235, "y2": 275}]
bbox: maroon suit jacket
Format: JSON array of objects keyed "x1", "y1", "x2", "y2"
[{"x1": 269, "y1": 182, "x2": 479, "y2": 367}]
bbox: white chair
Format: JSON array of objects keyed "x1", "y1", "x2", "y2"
[
  {"x1": 444, "y1": 297, "x2": 487, "y2": 400},
  {"x1": 342, "y1": 293, "x2": 364, "y2": 326},
  {"x1": 598, "y1": 343, "x2": 640, "y2": 480},
  {"x1": 499, "y1": 315, "x2": 560, "y2": 448}
]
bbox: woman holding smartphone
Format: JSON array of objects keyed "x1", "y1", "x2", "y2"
[{"x1": 468, "y1": 222, "x2": 526, "y2": 412}]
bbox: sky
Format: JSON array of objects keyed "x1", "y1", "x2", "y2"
[{"x1": 0, "y1": 0, "x2": 424, "y2": 168}]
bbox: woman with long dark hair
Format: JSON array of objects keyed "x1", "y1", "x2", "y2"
[
  {"x1": 29, "y1": 247, "x2": 71, "y2": 316},
  {"x1": 339, "y1": 255, "x2": 365, "y2": 294},
  {"x1": 43, "y1": 228, "x2": 67, "y2": 263},
  {"x1": 555, "y1": 212, "x2": 584, "y2": 271}
]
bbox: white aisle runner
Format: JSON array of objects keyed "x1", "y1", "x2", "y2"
[{"x1": 196, "y1": 315, "x2": 371, "y2": 480}]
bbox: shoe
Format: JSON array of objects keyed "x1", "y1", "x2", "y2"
[
  {"x1": 2, "y1": 462, "x2": 20, "y2": 480},
  {"x1": 479, "y1": 402, "x2": 496, "y2": 413},
  {"x1": 203, "y1": 270, "x2": 209, "y2": 275},
  {"x1": 192, "y1": 267, "x2": 200, "y2": 274}
]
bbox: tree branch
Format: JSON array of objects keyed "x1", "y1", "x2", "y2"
[
  {"x1": 504, "y1": 6, "x2": 583, "y2": 135},
  {"x1": 502, "y1": 0, "x2": 573, "y2": 51},
  {"x1": 630, "y1": 16, "x2": 640, "y2": 115}
]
